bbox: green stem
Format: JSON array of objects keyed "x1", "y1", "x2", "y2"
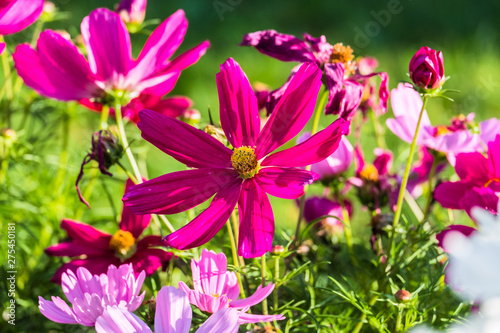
[
  {"x1": 395, "y1": 308, "x2": 404, "y2": 332},
  {"x1": 226, "y1": 218, "x2": 246, "y2": 299},
  {"x1": 293, "y1": 88, "x2": 329, "y2": 246},
  {"x1": 339, "y1": 196, "x2": 358, "y2": 267},
  {"x1": 273, "y1": 255, "x2": 280, "y2": 328},
  {"x1": 369, "y1": 108, "x2": 386, "y2": 148},
  {"x1": 261, "y1": 255, "x2": 268, "y2": 315},
  {"x1": 422, "y1": 156, "x2": 438, "y2": 221},
  {"x1": 1, "y1": 38, "x2": 12, "y2": 127},
  {"x1": 389, "y1": 96, "x2": 429, "y2": 259},
  {"x1": 100, "y1": 105, "x2": 110, "y2": 130},
  {"x1": 352, "y1": 293, "x2": 378, "y2": 333}
]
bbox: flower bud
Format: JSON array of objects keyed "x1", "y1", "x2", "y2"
[
  {"x1": 116, "y1": 0, "x2": 147, "y2": 31},
  {"x1": 42, "y1": 1, "x2": 57, "y2": 22},
  {"x1": 394, "y1": 289, "x2": 411, "y2": 302},
  {"x1": 271, "y1": 245, "x2": 284, "y2": 255},
  {"x1": 180, "y1": 109, "x2": 200, "y2": 125},
  {"x1": 409, "y1": 46, "x2": 445, "y2": 91}
]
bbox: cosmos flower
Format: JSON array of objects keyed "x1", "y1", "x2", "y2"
[
  {"x1": 95, "y1": 286, "x2": 240, "y2": 333},
  {"x1": 123, "y1": 59, "x2": 348, "y2": 258},
  {"x1": 178, "y1": 249, "x2": 284, "y2": 324},
  {"x1": 0, "y1": 0, "x2": 44, "y2": 36},
  {"x1": 46, "y1": 179, "x2": 172, "y2": 283},
  {"x1": 13, "y1": 8, "x2": 209, "y2": 122},
  {"x1": 38, "y1": 263, "x2": 145, "y2": 326}
]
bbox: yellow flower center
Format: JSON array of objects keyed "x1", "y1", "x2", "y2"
[
  {"x1": 330, "y1": 43, "x2": 355, "y2": 74},
  {"x1": 434, "y1": 125, "x2": 450, "y2": 137},
  {"x1": 360, "y1": 164, "x2": 379, "y2": 182},
  {"x1": 231, "y1": 146, "x2": 259, "y2": 179},
  {"x1": 109, "y1": 230, "x2": 136, "y2": 256}
]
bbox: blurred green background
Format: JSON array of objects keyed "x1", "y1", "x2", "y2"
[{"x1": 2, "y1": 0, "x2": 500, "y2": 331}]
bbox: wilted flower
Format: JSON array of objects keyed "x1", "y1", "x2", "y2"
[
  {"x1": 38, "y1": 264, "x2": 145, "y2": 326},
  {"x1": 76, "y1": 130, "x2": 123, "y2": 208},
  {"x1": 46, "y1": 179, "x2": 172, "y2": 283},
  {"x1": 123, "y1": 59, "x2": 348, "y2": 258},
  {"x1": 409, "y1": 46, "x2": 445, "y2": 91},
  {"x1": 178, "y1": 249, "x2": 284, "y2": 324},
  {"x1": 95, "y1": 286, "x2": 240, "y2": 333}
]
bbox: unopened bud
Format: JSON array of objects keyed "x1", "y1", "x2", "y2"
[
  {"x1": 271, "y1": 245, "x2": 284, "y2": 255},
  {"x1": 395, "y1": 289, "x2": 411, "y2": 302},
  {"x1": 116, "y1": 0, "x2": 147, "y2": 33},
  {"x1": 181, "y1": 109, "x2": 200, "y2": 125},
  {"x1": 409, "y1": 46, "x2": 445, "y2": 91}
]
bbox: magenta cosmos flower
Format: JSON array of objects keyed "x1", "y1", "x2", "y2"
[
  {"x1": 0, "y1": 0, "x2": 43, "y2": 35},
  {"x1": 434, "y1": 135, "x2": 500, "y2": 218},
  {"x1": 39, "y1": 263, "x2": 145, "y2": 327},
  {"x1": 241, "y1": 30, "x2": 389, "y2": 121},
  {"x1": 303, "y1": 196, "x2": 351, "y2": 236},
  {"x1": 409, "y1": 46, "x2": 445, "y2": 91},
  {"x1": 95, "y1": 286, "x2": 240, "y2": 333},
  {"x1": 13, "y1": 8, "x2": 209, "y2": 122},
  {"x1": 179, "y1": 249, "x2": 284, "y2": 324},
  {"x1": 123, "y1": 59, "x2": 349, "y2": 258},
  {"x1": 46, "y1": 179, "x2": 172, "y2": 283}
]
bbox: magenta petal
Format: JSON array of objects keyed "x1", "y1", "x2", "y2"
[
  {"x1": 238, "y1": 313, "x2": 285, "y2": 325},
  {"x1": 237, "y1": 180, "x2": 274, "y2": 258},
  {"x1": 165, "y1": 40, "x2": 210, "y2": 73},
  {"x1": 488, "y1": 135, "x2": 500, "y2": 179},
  {"x1": 164, "y1": 178, "x2": 242, "y2": 250},
  {"x1": 131, "y1": 9, "x2": 187, "y2": 81},
  {"x1": 49, "y1": 258, "x2": 120, "y2": 284},
  {"x1": 120, "y1": 178, "x2": 151, "y2": 238},
  {"x1": 229, "y1": 284, "x2": 274, "y2": 309},
  {"x1": 0, "y1": 0, "x2": 43, "y2": 35},
  {"x1": 123, "y1": 168, "x2": 238, "y2": 215},
  {"x1": 45, "y1": 242, "x2": 107, "y2": 257},
  {"x1": 154, "y1": 286, "x2": 192, "y2": 333},
  {"x1": 434, "y1": 181, "x2": 474, "y2": 209},
  {"x1": 60, "y1": 219, "x2": 112, "y2": 249},
  {"x1": 455, "y1": 152, "x2": 490, "y2": 184},
  {"x1": 460, "y1": 187, "x2": 499, "y2": 220},
  {"x1": 0, "y1": 42, "x2": 5, "y2": 55},
  {"x1": 81, "y1": 8, "x2": 132, "y2": 87},
  {"x1": 436, "y1": 225, "x2": 475, "y2": 251},
  {"x1": 255, "y1": 167, "x2": 317, "y2": 199},
  {"x1": 216, "y1": 58, "x2": 260, "y2": 148},
  {"x1": 373, "y1": 148, "x2": 393, "y2": 175},
  {"x1": 262, "y1": 118, "x2": 349, "y2": 167},
  {"x1": 13, "y1": 32, "x2": 103, "y2": 101},
  {"x1": 256, "y1": 62, "x2": 322, "y2": 159},
  {"x1": 138, "y1": 109, "x2": 232, "y2": 168}
]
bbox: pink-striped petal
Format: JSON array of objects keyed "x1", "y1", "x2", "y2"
[
  {"x1": 164, "y1": 178, "x2": 242, "y2": 250},
  {"x1": 262, "y1": 118, "x2": 349, "y2": 167},
  {"x1": 229, "y1": 284, "x2": 274, "y2": 309},
  {"x1": 238, "y1": 312, "x2": 285, "y2": 325},
  {"x1": 38, "y1": 296, "x2": 79, "y2": 325},
  {"x1": 138, "y1": 109, "x2": 233, "y2": 168},
  {"x1": 255, "y1": 167, "x2": 317, "y2": 199},
  {"x1": 255, "y1": 62, "x2": 322, "y2": 159},
  {"x1": 81, "y1": 8, "x2": 132, "y2": 88},
  {"x1": 178, "y1": 282, "x2": 228, "y2": 313},
  {"x1": 95, "y1": 306, "x2": 152, "y2": 333},
  {"x1": 0, "y1": 0, "x2": 43, "y2": 35},
  {"x1": 123, "y1": 168, "x2": 238, "y2": 215},
  {"x1": 13, "y1": 31, "x2": 103, "y2": 101},
  {"x1": 164, "y1": 40, "x2": 210, "y2": 73},
  {"x1": 237, "y1": 180, "x2": 274, "y2": 258},
  {"x1": 130, "y1": 9, "x2": 187, "y2": 82},
  {"x1": 196, "y1": 308, "x2": 240, "y2": 333},
  {"x1": 216, "y1": 58, "x2": 260, "y2": 148},
  {"x1": 154, "y1": 286, "x2": 192, "y2": 333}
]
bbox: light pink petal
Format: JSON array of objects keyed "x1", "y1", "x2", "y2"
[
  {"x1": 120, "y1": 178, "x2": 151, "y2": 238},
  {"x1": 193, "y1": 249, "x2": 229, "y2": 297},
  {"x1": 238, "y1": 312, "x2": 285, "y2": 325},
  {"x1": 133, "y1": 70, "x2": 181, "y2": 97},
  {"x1": 95, "y1": 306, "x2": 152, "y2": 333},
  {"x1": 196, "y1": 308, "x2": 240, "y2": 333},
  {"x1": 434, "y1": 181, "x2": 474, "y2": 209},
  {"x1": 216, "y1": 58, "x2": 260, "y2": 148},
  {"x1": 164, "y1": 40, "x2": 210, "y2": 73},
  {"x1": 155, "y1": 286, "x2": 192, "y2": 333},
  {"x1": 178, "y1": 282, "x2": 227, "y2": 313},
  {"x1": 255, "y1": 167, "x2": 317, "y2": 199},
  {"x1": 262, "y1": 118, "x2": 349, "y2": 167},
  {"x1": 426, "y1": 131, "x2": 481, "y2": 154},
  {"x1": 13, "y1": 32, "x2": 103, "y2": 101},
  {"x1": 137, "y1": 109, "x2": 232, "y2": 168},
  {"x1": 164, "y1": 178, "x2": 242, "y2": 250},
  {"x1": 81, "y1": 8, "x2": 132, "y2": 88},
  {"x1": 123, "y1": 168, "x2": 238, "y2": 215},
  {"x1": 229, "y1": 284, "x2": 274, "y2": 309},
  {"x1": 479, "y1": 118, "x2": 500, "y2": 145},
  {"x1": 38, "y1": 296, "x2": 79, "y2": 325},
  {"x1": 0, "y1": 0, "x2": 43, "y2": 35},
  {"x1": 256, "y1": 62, "x2": 322, "y2": 159},
  {"x1": 130, "y1": 9, "x2": 187, "y2": 82},
  {"x1": 237, "y1": 180, "x2": 274, "y2": 258}
]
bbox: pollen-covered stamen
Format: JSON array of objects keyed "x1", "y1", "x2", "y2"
[
  {"x1": 109, "y1": 230, "x2": 136, "y2": 256},
  {"x1": 433, "y1": 125, "x2": 451, "y2": 137},
  {"x1": 360, "y1": 164, "x2": 379, "y2": 182},
  {"x1": 330, "y1": 43, "x2": 355, "y2": 74},
  {"x1": 231, "y1": 146, "x2": 259, "y2": 179}
]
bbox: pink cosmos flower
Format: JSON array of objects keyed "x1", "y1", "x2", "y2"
[
  {"x1": 178, "y1": 249, "x2": 284, "y2": 324},
  {"x1": 434, "y1": 135, "x2": 500, "y2": 218},
  {"x1": 123, "y1": 59, "x2": 348, "y2": 258},
  {"x1": 46, "y1": 179, "x2": 172, "y2": 283},
  {"x1": 298, "y1": 133, "x2": 353, "y2": 180},
  {"x1": 13, "y1": 8, "x2": 209, "y2": 122},
  {"x1": 240, "y1": 30, "x2": 389, "y2": 120},
  {"x1": 0, "y1": 0, "x2": 44, "y2": 36},
  {"x1": 95, "y1": 286, "x2": 240, "y2": 333},
  {"x1": 39, "y1": 263, "x2": 145, "y2": 326}
]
